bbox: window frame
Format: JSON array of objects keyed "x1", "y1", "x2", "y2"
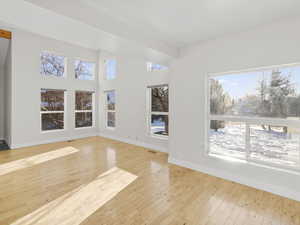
[
  {"x1": 105, "y1": 90, "x2": 116, "y2": 129},
  {"x1": 40, "y1": 88, "x2": 66, "y2": 133},
  {"x1": 40, "y1": 51, "x2": 67, "y2": 78},
  {"x1": 148, "y1": 84, "x2": 169, "y2": 139},
  {"x1": 74, "y1": 59, "x2": 96, "y2": 81},
  {"x1": 206, "y1": 63, "x2": 300, "y2": 172},
  {"x1": 75, "y1": 90, "x2": 95, "y2": 129}
]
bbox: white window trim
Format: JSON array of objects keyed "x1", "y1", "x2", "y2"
[
  {"x1": 205, "y1": 63, "x2": 300, "y2": 173},
  {"x1": 105, "y1": 90, "x2": 116, "y2": 129},
  {"x1": 75, "y1": 91, "x2": 95, "y2": 129},
  {"x1": 74, "y1": 59, "x2": 96, "y2": 81},
  {"x1": 40, "y1": 51, "x2": 67, "y2": 78},
  {"x1": 40, "y1": 89, "x2": 66, "y2": 133},
  {"x1": 148, "y1": 85, "x2": 169, "y2": 139}
]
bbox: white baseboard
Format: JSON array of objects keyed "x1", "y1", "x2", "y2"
[
  {"x1": 98, "y1": 133, "x2": 168, "y2": 153},
  {"x1": 10, "y1": 133, "x2": 97, "y2": 149},
  {"x1": 168, "y1": 157, "x2": 300, "y2": 202}
]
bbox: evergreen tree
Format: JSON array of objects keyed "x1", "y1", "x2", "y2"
[
  {"x1": 269, "y1": 70, "x2": 295, "y2": 118},
  {"x1": 210, "y1": 79, "x2": 231, "y2": 131}
]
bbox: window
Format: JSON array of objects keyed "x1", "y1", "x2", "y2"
[
  {"x1": 75, "y1": 60, "x2": 95, "y2": 80},
  {"x1": 149, "y1": 85, "x2": 169, "y2": 136},
  {"x1": 75, "y1": 91, "x2": 94, "y2": 128},
  {"x1": 41, "y1": 89, "x2": 65, "y2": 131},
  {"x1": 208, "y1": 64, "x2": 300, "y2": 170},
  {"x1": 104, "y1": 59, "x2": 117, "y2": 80},
  {"x1": 147, "y1": 62, "x2": 168, "y2": 72},
  {"x1": 41, "y1": 52, "x2": 65, "y2": 77},
  {"x1": 105, "y1": 90, "x2": 116, "y2": 128}
]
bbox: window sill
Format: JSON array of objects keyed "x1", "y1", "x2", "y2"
[
  {"x1": 150, "y1": 134, "x2": 169, "y2": 140},
  {"x1": 75, "y1": 126, "x2": 94, "y2": 130},
  {"x1": 41, "y1": 129, "x2": 65, "y2": 134}
]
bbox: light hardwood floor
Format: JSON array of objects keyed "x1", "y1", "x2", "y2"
[{"x1": 0, "y1": 136, "x2": 299, "y2": 225}]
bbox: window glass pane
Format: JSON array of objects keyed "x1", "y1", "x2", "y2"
[
  {"x1": 41, "y1": 89, "x2": 64, "y2": 111},
  {"x1": 41, "y1": 52, "x2": 65, "y2": 77},
  {"x1": 107, "y1": 112, "x2": 115, "y2": 128},
  {"x1": 210, "y1": 66, "x2": 300, "y2": 119},
  {"x1": 107, "y1": 91, "x2": 115, "y2": 110},
  {"x1": 147, "y1": 62, "x2": 168, "y2": 72},
  {"x1": 209, "y1": 120, "x2": 246, "y2": 159},
  {"x1": 75, "y1": 91, "x2": 93, "y2": 110},
  {"x1": 75, "y1": 60, "x2": 95, "y2": 80},
  {"x1": 151, "y1": 115, "x2": 168, "y2": 136},
  {"x1": 42, "y1": 113, "x2": 64, "y2": 131},
  {"x1": 75, "y1": 112, "x2": 92, "y2": 128},
  {"x1": 105, "y1": 59, "x2": 116, "y2": 80},
  {"x1": 151, "y1": 86, "x2": 169, "y2": 112},
  {"x1": 249, "y1": 124, "x2": 300, "y2": 167}
]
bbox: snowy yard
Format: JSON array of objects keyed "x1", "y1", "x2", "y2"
[{"x1": 209, "y1": 122, "x2": 300, "y2": 167}]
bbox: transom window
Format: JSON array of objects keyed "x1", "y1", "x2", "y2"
[
  {"x1": 104, "y1": 59, "x2": 117, "y2": 80},
  {"x1": 147, "y1": 62, "x2": 168, "y2": 72},
  {"x1": 75, "y1": 91, "x2": 94, "y2": 128},
  {"x1": 75, "y1": 60, "x2": 96, "y2": 80},
  {"x1": 41, "y1": 89, "x2": 65, "y2": 131},
  {"x1": 149, "y1": 85, "x2": 169, "y2": 137},
  {"x1": 41, "y1": 52, "x2": 65, "y2": 77},
  {"x1": 105, "y1": 90, "x2": 116, "y2": 128},
  {"x1": 208, "y1": 64, "x2": 300, "y2": 170}
]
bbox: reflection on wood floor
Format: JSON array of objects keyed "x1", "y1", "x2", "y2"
[
  {"x1": 0, "y1": 136, "x2": 299, "y2": 225},
  {"x1": 10, "y1": 167, "x2": 137, "y2": 225},
  {"x1": 0, "y1": 147, "x2": 79, "y2": 176}
]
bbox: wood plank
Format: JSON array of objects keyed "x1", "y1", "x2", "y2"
[
  {"x1": 0, "y1": 147, "x2": 79, "y2": 176},
  {"x1": 0, "y1": 29, "x2": 12, "y2": 39},
  {"x1": 0, "y1": 136, "x2": 299, "y2": 225},
  {"x1": 10, "y1": 167, "x2": 137, "y2": 225}
]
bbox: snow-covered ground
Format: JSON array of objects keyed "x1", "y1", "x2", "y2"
[{"x1": 209, "y1": 122, "x2": 300, "y2": 167}]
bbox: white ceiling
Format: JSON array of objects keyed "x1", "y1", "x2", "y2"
[
  {"x1": 24, "y1": 0, "x2": 300, "y2": 49},
  {"x1": 0, "y1": 38, "x2": 9, "y2": 68}
]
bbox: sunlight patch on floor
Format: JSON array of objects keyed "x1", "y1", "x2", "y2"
[
  {"x1": 10, "y1": 167, "x2": 137, "y2": 225},
  {"x1": 0, "y1": 147, "x2": 79, "y2": 176}
]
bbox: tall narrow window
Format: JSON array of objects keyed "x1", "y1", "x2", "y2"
[
  {"x1": 41, "y1": 52, "x2": 65, "y2": 77},
  {"x1": 75, "y1": 60, "x2": 95, "y2": 80},
  {"x1": 208, "y1": 64, "x2": 300, "y2": 170},
  {"x1": 105, "y1": 90, "x2": 116, "y2": 128},
  {"x1": 41, "y1": 89, "x2": 65, "y2": 131},
  {"x1": 104, "y1": 59, "x2": 117, "y2": 80},
  {"x1": 149, "y1": 85, "x2": 169, "y2": 136},
  {"x1": 75, "y1": 91, "x2": 93, "y2": 128}
]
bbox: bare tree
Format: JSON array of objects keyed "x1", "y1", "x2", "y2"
[{"x1": 152, "y1": 87, "x2": 169, "y2": 134}]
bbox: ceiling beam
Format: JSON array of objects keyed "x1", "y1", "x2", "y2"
[{"x1": 0, "y1": 29, "x2": 12, "y2": 39}]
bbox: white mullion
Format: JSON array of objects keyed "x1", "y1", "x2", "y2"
[
  {"x1": 41, "y1": 111, "x2": 64, "y2": 114},
  {"x1": 245, "y1": 123, "x2": 250, "y2": 161},
  {"x1": 75, "y1": 110, "x2": 93, "y2": 113},
  {"x1": 151, "y1": 111, "x2": 168, "y2": 116},
  {"x1": 209, "y1": 115, "x2": 299, "y2": 127}
]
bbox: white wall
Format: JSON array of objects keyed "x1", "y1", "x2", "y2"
[
  {"x1": 169, "y1": 17, "x2": 300, "y2": 201},
  {"x1": 99, "y1": 52, "x2": 169, "y2": 152},
  {"x1": 10, "y1": 29, "x2": 99, "y2": 148},
  {"x1": 3, "y1": 41, "x2": 12, "y2": 146},
  {"x1": 0, "y1": 68, "x2": 4, "y2": 139}
]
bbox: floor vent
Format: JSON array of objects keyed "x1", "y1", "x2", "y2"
[{"x1": 148, "y1": 150, "x2": 157, "y2": 154}]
